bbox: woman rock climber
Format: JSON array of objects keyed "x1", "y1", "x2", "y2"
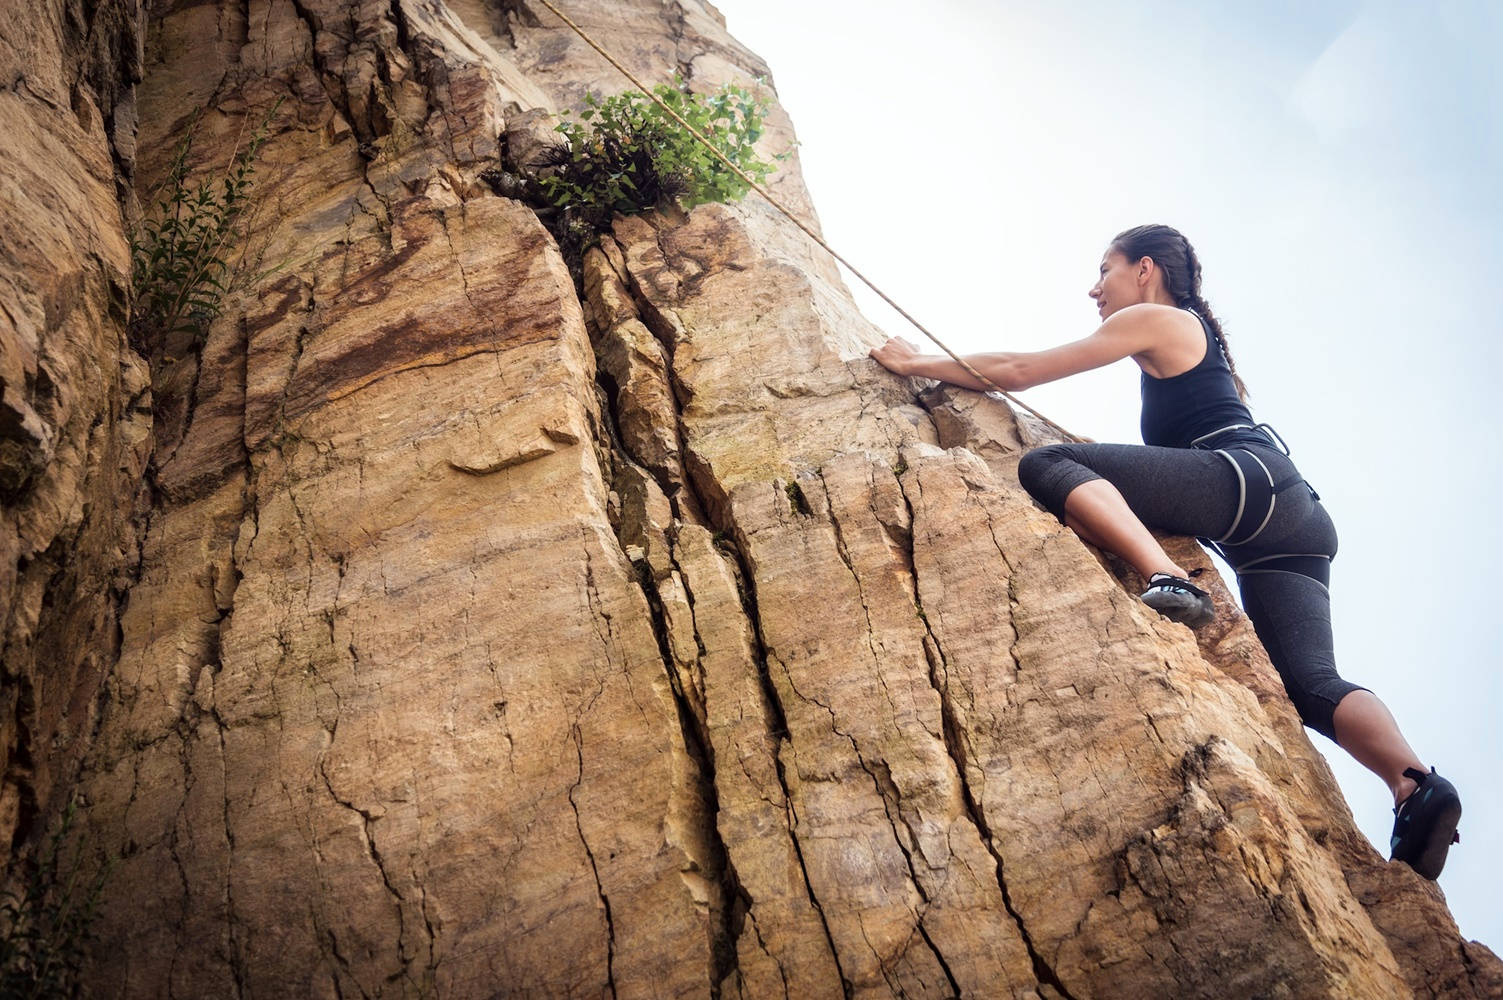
[{"x1": 867, "y1": 223, "x2": 1461, "y2": 880}]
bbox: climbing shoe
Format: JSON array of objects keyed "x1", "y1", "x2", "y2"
[
  {"x1": 1140, "y1": 572, "x2": 1215, "y2": 628},
  {"x1": 1390, "y1": 766, "x2": 1462, "y2": 880}
]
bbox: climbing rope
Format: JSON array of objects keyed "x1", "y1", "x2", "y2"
[{"x1": 531, "y1": 0, "x2": 1082, "y2": 444}]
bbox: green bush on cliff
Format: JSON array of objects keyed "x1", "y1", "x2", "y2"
[
  {"x1": 0, "y1": 801, "x2": 109, "y2": 999},
  {"x1": 129, "y1": 100, "x2": 281, "y2": 349},
  {"x1": 532, "y1": 79, "x2": 785, "y2": 264}
]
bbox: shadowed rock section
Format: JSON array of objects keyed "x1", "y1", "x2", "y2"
[
  {"x1": 2, "y1": 0, "x2": 1499, "y2": 997},
  {"x1": 0, "y1": 0, "x2": 151, "y2": 868}
]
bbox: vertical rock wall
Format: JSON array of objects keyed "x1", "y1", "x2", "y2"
[
  {"x1": 2, "y1": 0, "x2": 1498, "y2": 997},
  {"x1": 0, "y1": 0, "x2": 150, "y2": 861}
]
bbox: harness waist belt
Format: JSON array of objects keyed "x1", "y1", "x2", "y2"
[{"x1": 1190, "y1": 422, "x2": 1291, "y2": 454}]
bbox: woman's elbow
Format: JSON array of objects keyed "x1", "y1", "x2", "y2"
[{"x1": 997, "y1": 361, "x2": 1039, "y2": 391}]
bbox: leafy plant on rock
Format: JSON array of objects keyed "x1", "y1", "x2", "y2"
[
  {"x1": 529, "y1": 79, "x2": 786, "y2": 268},
  {"x1": 0, "y1": 800, "x2": 111, "y2": 999},
  {"x1": 129, "y1": 99, "x2": 282, "y2": 351}
]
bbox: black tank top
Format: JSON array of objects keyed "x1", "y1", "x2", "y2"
[{"x1": 1139, "y1": 312, "x2": 1262, "y2": 450}]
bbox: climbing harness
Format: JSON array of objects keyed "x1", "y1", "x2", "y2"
[
  {"x1": 1188, "y1": 422, "x2": 1292, "y2": 455},
  {"x1": 1189, "y1": 423, "x2": 1327, "y2": 581},
  {"x1": 1209, "y1": 449, "x2": 1287, "y2": 547},
  {"x1": 531, "y1": 0, "x2": 1083, "y2": 444},
  {"x1": 1231, "y1": 552, "x2": 1332, "y2": 588},
  {"x1": 1192, "y1": 424, "x2": 1303, "y2": 548}
]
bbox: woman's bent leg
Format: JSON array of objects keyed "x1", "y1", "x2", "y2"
[
  {"x1": 1018, "y1": 443, "x2": 1242, "y2": 576},
  {"x1": 1063, "y1": 480, "x2": 1189, "y2": 580}
]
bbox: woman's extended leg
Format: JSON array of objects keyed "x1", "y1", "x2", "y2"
[
  {"x1": 1238, "y1": 570, "x2": 1431, "y2": 802},
  {"x1": 1240, "y1": 570, "x2": 1458, "y2": 875}
]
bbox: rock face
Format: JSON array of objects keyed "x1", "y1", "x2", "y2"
[
  {"x1": 2, "y1": 1, "x2": 1499, "y2": 997},
  {"x1": 0, "y1": 0, "x2": 150, "y2": 863}
]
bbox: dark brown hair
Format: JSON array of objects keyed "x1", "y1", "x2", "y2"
[{"x1": 1111, "y1": 224, "x2": 1248, "y2": 401}]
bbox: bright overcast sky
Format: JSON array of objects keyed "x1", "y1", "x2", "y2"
[{"x1": 711, "y1": 0, "x2": 1502, "y2": 947}]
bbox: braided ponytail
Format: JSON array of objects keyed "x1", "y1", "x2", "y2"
[
  {"x1": 1180, "y1": 238, "x2": 1248, "y2": 402},
  {"x1": 1111, "y1": 224, "x2": 1249, "y2": 401}
]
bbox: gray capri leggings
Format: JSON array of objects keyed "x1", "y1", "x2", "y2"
[{"x1": 1017, "y1": 441, "x2": 1363, "y2": 740}]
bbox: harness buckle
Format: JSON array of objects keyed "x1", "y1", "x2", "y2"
[{"x1": 1251, "y1": 422, "x2": 1291, "y2": 456}]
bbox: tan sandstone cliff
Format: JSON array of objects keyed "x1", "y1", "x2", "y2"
[{"x1": 2, "y1": 1, "x2": 1500, "y2": 997}]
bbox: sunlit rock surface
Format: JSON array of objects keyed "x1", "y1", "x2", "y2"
[{"x1": 2, "y1": 1, "x2": 1498, "y2": 997}]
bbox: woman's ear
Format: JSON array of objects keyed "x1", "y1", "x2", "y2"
[{"x1": 1136, "y1": 255, "x2": 1156, "y2": 288}]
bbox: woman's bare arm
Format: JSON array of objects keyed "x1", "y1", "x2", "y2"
[{"x1": 867, "y1": 304, "x2": 1198, "y2": 391}]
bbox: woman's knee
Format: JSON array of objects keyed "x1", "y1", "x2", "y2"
[
  {"x1": 1017, "y1": 445, "x2": 1081, "y2": 506},
  {"x1": 1288, "y1": 679, "x2": 1366, "y2": 741},
  {"x1": 1241, "y1": 572, "x2": 1356, "y2": 740}
]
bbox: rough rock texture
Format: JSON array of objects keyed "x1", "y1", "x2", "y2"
[
  {"x1": 2, "y1": 0, "x2": 1500, "y2": 997},
  {"x1": 0, "y1": 0, "x2": 150, "y2": 859}
]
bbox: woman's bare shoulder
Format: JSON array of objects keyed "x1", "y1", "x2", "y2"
[{"x1": 1107, "y1": 303, "x2": 1206, "y2": 377}]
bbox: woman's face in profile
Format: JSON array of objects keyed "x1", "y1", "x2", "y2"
[{"x1": 1089, "y1": 249, "x2": 1138, "y2": 320}]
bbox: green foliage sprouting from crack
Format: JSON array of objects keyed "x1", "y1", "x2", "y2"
[
  {"x1": 0, "y1": 800, "x2": 111, "y2": 999},
  {"x1": 499, "y1": 79, "x2": 786, "y2": 273},
  {"x1": 129, "y1": 99, "x2": 283, "y2": 351}
]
